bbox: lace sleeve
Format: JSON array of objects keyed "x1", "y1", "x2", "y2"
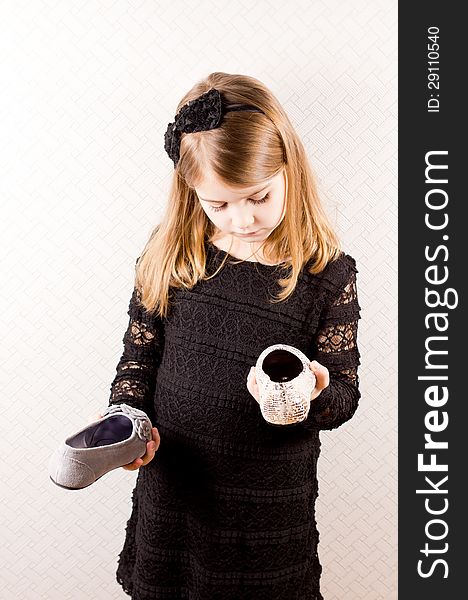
[
  {"x1": 107, "y1": 278, "x2": 164, "y2": 421},
  {"x1": 303, "y1": 255, "x2": 362, "y2": 431}
]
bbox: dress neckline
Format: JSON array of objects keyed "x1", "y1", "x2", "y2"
[{"x1": 206, "y1": 239, "x2": 288, "y2": 269}]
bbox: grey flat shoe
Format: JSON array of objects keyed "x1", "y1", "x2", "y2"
[
  {"x1": 255, "y1": 344, "x2": 316, "y2": 426},
  {"x1": 48, "y1": 403, "x2": 153, "y2": 490}
]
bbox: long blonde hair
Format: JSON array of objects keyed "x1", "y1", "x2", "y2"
[{"x1": 135, "y1": 72, "x2": 342, "y2": 318}]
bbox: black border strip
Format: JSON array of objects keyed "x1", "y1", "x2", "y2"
[{"x1": 399, "y1": 4, "x2": 465, "y2": 597}]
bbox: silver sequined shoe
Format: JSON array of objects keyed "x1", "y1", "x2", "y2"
[
  {"x1": 48, "y1": 403, "x2": 153, "y2": 490},
  {"x1": 255, "y1": 344, "x2": 316, "y2": 426}
]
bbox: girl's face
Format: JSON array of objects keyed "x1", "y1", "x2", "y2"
[{"x1": 195, "y1": 168, "x2": 287, "y2": 243}]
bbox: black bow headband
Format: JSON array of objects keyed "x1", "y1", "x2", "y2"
[{"x1": 164, "y1": 88, "x2": 265, "y2": 168}]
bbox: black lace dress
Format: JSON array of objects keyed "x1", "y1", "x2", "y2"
[{"x1": 107, "y1": 240, "x2": 362, "y2": 600}]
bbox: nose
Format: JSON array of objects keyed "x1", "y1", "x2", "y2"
[{"x1": 232, "y1": 210, "x2": 255, "y2": 231}]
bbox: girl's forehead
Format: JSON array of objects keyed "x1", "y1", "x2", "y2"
[{"x1": 195, "y1": 170, "x2": 283, "y2": 201}]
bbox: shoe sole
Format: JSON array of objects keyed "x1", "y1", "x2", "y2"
[{"x1": 49, "y1": 474, "x2": 104, "y2": 491}]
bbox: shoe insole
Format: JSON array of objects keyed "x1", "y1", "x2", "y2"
[
  {"x1": 262, "y1": 349, "x2": 303, "y2": 382},
  {"x1": 68, "y1": 415, "x2": 133, "y2": 448}
]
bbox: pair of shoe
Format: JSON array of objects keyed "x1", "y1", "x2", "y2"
[
  {"x1": 255, "y1": 344, "x2": 316, "y2": 426},
  {"x1": 48, "y1": 403, "x2": 153, "y2": 490},
  {"x1": 48, "y1": 344, "x2": 314, "y2": 491}
]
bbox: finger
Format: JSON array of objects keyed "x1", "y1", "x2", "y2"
[
  {"x1": 122, "y1": 459, "x2": 142, "y2": 471},
  {"x1": 246, "y1": 373, "x2": 260, "y2": 404},
  {"x1": 316, "y1": 367, "x2": 330, "y2": 390},
  {"x1": 252, "y1": 371, "x2": 258, "y2": 386},
  {"x1": 248, "y1": 367, "x2": 258, "y2": 386},
  {"x1": 122, "y1": 441, "x2": 153, "y2": 471},
  {"x1": 246, "y1": 372, "x2": 255, "y2": 392},
  {"x1": 119, "y1": 427, "x2": 160, "y2": 470},
  {"x1": 147, "y1": 438, "x2": 157, "y2": 457},
  {"x1": 152, "y1": 427, "x2": 160, "y2": 450},
  {"x1": 250, "y1": 368, "x2": 261, "y2": 396},
  {"x1": 137, "y1": 448, "x2": 153, "y2": 468},
  {"x1": 151, "y1": 427, "x2": 161, "y2": 446},
  {"x1": 141, "y1": 436, "x2": 159, "y2": 465},
  {"x1": 124, "y1": 450, "x2": 148, "y2": 470},
  {"x1": 309, "y1": 362, "x2": 329, "y2": 390}
]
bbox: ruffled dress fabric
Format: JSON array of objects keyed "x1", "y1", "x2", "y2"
[{"x1": 107, "y1": 239, "x2": 362, "y2": 600}]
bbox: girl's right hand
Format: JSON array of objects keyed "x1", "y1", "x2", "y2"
[{"x1": 91, "y1": 412, "x2": 161, "y2": 471}]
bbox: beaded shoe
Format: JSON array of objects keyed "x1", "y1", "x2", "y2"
[{"x1": 255, "y1": 344, "x2": 316, "y2": 426}]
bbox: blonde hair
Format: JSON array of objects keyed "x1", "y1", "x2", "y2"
[{"x1": 135, "y1": 71, "x2": 342, "y2": 319}]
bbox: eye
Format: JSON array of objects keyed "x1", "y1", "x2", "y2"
[{"x1": 210, "y1": 193, "x2": 270, "y2": 213}]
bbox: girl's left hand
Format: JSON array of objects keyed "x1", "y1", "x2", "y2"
[
  {"x1": 308, "y1": 360, "x2": 330, "y2": 401},
  {"x1": 246, "y1": 361, "x2": 329, "y2": 404}
]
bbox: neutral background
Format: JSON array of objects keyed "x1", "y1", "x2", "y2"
[{"x1": 0, "y1": 1, "x2": 397, "y2": 598}]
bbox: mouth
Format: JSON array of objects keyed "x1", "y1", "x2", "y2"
[{"x1": 236, "y1": 230, "x2": 260, "y2": 237}]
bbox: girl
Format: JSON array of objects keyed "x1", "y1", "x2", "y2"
[{"x1": 105, "y1": 72, "x2": 361, "y2": 600}]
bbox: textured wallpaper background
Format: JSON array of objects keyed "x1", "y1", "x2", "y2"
[{"x1": 0, "y1": 1, "x2": 397, "y2": 598}]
